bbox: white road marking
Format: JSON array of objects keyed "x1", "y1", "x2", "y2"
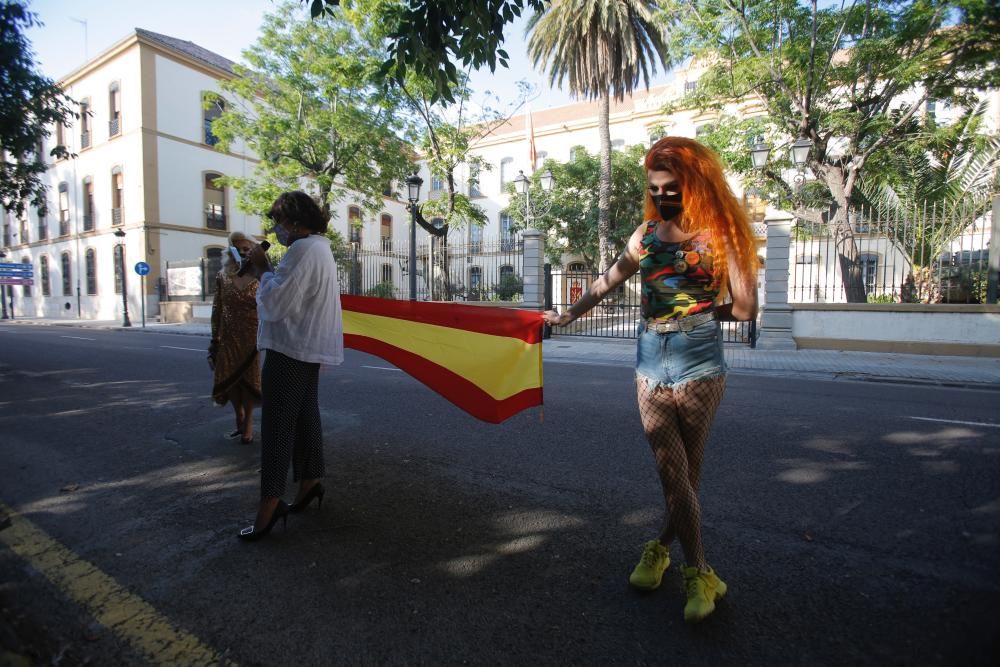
[
  {"x1": 908, "y1": 416, "x2": 1000, "y2": 429},
  {"x1": 60, "y1": 335, "x2": 96, "y2": 341},
  {"x1": 362, "y1": 365, "x2": 401, "y2": 372},
  {"x1": 160, "y1": 345, "x2": 204, "y2": 352}
]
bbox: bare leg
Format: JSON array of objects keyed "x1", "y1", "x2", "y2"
[
  {"x1": 240, "y1": 389, "x2": 256, "y2": 441},
  {"x1": 228, "y1": 388, "x2": 244, "y2": 432},
  {"x1": 636, "y1": 378, "x2": 707, "y2": 570}
]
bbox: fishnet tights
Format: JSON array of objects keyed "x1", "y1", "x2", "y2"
[{"x1": 636, "y1": 374, "x2": 726, "y2": 570}]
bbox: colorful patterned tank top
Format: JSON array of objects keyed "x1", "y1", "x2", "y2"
[{"x1": 639, "y1": 220, "x2": 721, "y2": 320}]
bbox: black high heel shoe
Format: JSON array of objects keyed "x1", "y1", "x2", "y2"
[
  {"x1": 238, "y1": 500, "x2": 289, "y2": 541},
  {"x1": 288, "y1": 483, "x2": 325, "y2": 514}
]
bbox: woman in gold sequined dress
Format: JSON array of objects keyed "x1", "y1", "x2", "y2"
[{"x1": 208, "y1": 231, "x2": 262, "y2": 444}]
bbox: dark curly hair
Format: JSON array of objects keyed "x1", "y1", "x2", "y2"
[{"x1": 267, "y1": 191, "x2": 329, "y2": 234}]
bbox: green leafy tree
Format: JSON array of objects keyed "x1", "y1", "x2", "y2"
[
  {"x1": 507, "y1": 144, "x2": 647, "y2": 270},
  {"x1": 660, "y1": 0, "x2": 999, "y2": 302},
  {"x1": 527, "y1": 0, "x2": 669, "y2": 273},
  {"x1": 208, "y1": 2, "x2": 413, "y2": 239},
  {"x1": 0, "y1": 1, "x2": 76, "y2": 219},
  {"x1": 858, "y1": 101, "x2": 999, "y2": 301},
  {"x1": 303, "y1": 0, "x2": 545, "y2": 102}
]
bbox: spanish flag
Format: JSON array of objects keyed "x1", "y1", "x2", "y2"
[{"x1": 341, "y1": 296, "x2": 544, "y2": 423}]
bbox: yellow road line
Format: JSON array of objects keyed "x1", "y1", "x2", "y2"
[{"x1": 0, "y1": 502, "x2": 233, "y2": 666}]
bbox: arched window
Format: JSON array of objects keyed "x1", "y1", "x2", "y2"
[
  {"x1": 61, "y1": 252, "x2": 72, "y2": 296},
  {"x1": 58, "y1": 183, "x2": 70, "y2": 236},
  {"x1": 111, "y1": 167, "x2": 124, "y2": 226},
  {"x1": 430, "y1": 174, "x2": 445, "y2": 191},
  {"x1": 469, "y1": 224, "x2": 483, "y2": 253},
  {"x1": 695, "y1": 123, "x2": 714, "y2": 139},
  {"x1": 40, "y1": 255, "x2": 50, "y2": 296},
  {"x1": 21, "y1": 257, "x2": 31, "y2": 297},
  {"x1": 113, "y1": 244, "x2": 125, "y2": 294},
  {"x1": 859, "y1": 253, "x2": 879, "y2": 295},
  {"x1": 203, "y1": 94, "x2": 224, "y2": 145},
  {"x1": 348, "y1": 206, "x2": 362, "y2": 244},
  {"x1": 611, "y1": 139, "x2": 625, "y2": 151},
  {"x1": 500, "y1": 212, "x2": 515, "y2": 251},
  {"x1": 534, "y1": 151, "x2": 548, "y2": 170},
  {"x1": 468, "y1": 165, "x2": 482, "y2": 197},
  {"x1": 80, "y1": 99, "x2": 91, "y2": 149},
  {"x1": 37, "y1": 207, "x2": 47, "y2": 240},
  {"x1": 19, "y1": 214, "x2": 28, "y2": 244},
  {"x1": 204, "y1": 172, "x2": 226, "y2": 230},
  {"x1": 109, "y1": 82, "x2": 122, "y2": 137},
  {"x1": 648, "y1": 127, "x2": 665, "y2": 146},
  {"x1": 568, "y1": 261, "x2": 586, "y2": 273},
  {"x1": 380, "y1": 213, "x2": 392, "y2": 251},
  {"x1": 499, "y1": 265, "x2": 514, "y2": 281},
  {"x1": 469, "y1": 266, "x2": 483, "y2": 298},
  {"x1": 500, "y1": 158, "x2": 514, "y2": 186},
  {"x1": 82, "y1": 176, "x2": 95, "y2": 230},
  {"x1": 85, "y1": 248, "x2": 97, "y2": 295}
]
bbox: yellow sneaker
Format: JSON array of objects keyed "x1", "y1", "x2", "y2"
[
  {"x1": 629, "y1": 540, "x2": 671, "y2": 590},
  {"x1": 683, "y1": 565, "x2": 727, "y2": 622}
]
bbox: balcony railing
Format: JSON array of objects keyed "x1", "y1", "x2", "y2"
[
  {"x1": 205, "y1": 212, "x2": 227, "y2": 230},
  {"x1": 59, "y1": 216, "x2": 70, "y2": 236},
  {"x1": 112, "y1": 207, "x2": 122, "y2": 226},
  {"x1": 380, "y1": 238, "x2": 393, "y2": 252},
  {"x1": 83, "y1": 214, "x2": 94, "y2": 231},
  {"x1": 37, "y1": 224, "x2": 47, "y2": 240},
  {"x1": 80, "y1": 131, "x2": 90, "y2": 149},
  {"x1": 109, "y1": 117, "x2": 120, "y2": 137}
]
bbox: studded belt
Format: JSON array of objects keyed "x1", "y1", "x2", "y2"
[{"x1": 644, "y1": 310, "x2": 716, "y2": 333}]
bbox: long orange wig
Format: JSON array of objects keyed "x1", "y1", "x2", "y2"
[{"x1": 644, "y1": 137, "x2": 759, "y2": 296}]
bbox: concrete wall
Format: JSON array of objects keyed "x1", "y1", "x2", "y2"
[{"x1": 792, "y1": 304, "x2": 1000, "y2": 356}]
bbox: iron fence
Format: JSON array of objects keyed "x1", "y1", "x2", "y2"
[
  {"x1": 790, "y1": 200, "x2": 994, "y2": 304},
  {"x1": 340, "y1": 233, "x2": 525, "y2": 303},
  {"x1": 544, "y1": 268, "x2": 757, "y2": 346}
]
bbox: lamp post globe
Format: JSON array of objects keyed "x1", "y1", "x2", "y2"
[
  {"x1": 513, "y1": 170, "x2": 529, "y2": 196},
  {"x1": 750, "y1": 142, "x2": 771, "y2": 170},
  {"x1": 404, "y1": 173, "x2": 423, "y2": 301},
  {"x1": 790, "y1": 137, "x2": 813, "y2": 168},
  {"x1": 539, "y1": 169, "x2": 554, "y2": 192},
  {"x1": 113, "y1": 228, "x2": 131, "y2": 327}
]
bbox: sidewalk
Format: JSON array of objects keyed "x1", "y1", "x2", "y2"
[{"x1": 5, "y1": 316, "x2": 1000, "y2": 389}]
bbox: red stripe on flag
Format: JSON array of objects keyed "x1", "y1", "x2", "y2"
[
  {"x1": 342, "y1": 295, "x2": 544, "y2": 344},
  {"x1": 345, "y1": 333, "x2": 542, "y2": 424}
]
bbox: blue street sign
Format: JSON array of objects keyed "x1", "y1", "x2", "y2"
[
  {"x1": 0, "y1": 263, "x2": 31, "y2": 270},
  {"x1": 134, "y1": 261, "x2": 150, "y2": 276},
  {"x1": 0, "y1": 270, "x2": 33, "y2": 277}
]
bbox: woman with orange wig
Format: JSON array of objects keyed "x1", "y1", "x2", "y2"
[{"x1": 544, "y1": 137, "x2": 758, "y2": 622}]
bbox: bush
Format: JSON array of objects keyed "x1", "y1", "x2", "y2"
[
  {"x1": 365, "y1": 281, "x2": 396, "y2": 299},
  {"x1": 493, "y1": 272, "x2": 524, "y2": 301}
]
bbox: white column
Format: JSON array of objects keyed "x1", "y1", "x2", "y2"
[
  {"x1": 521, "y1": 228, "x2": 544, "y2": 309},
  {"x1": 757, "y1": 211, "x2": 797, "y2": 350}
]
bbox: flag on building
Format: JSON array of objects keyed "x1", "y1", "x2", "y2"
[
  {"x1": 526, "y1": 107, "x2": 537, "y2": 173},
  {"x1": 342, "y1": 295, "x2": 544, "y2": 424}
]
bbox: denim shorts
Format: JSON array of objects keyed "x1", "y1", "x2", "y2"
[{"x1": 635, "y1": 318, "x2": 727, "y2": 390}]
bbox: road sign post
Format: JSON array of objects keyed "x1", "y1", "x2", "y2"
[
  {"x1": 0, "y1": 263, "x2": 34, "y2": 320},
  {"x1": 135, "y1": 262, "x2": 150, "y2": 328}
]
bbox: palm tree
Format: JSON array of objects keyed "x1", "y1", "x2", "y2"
[{"x1": 527, "y1": 0, "x2": 669, "y2": 272}]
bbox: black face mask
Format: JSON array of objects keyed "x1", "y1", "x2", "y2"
[{"x1": 652, "y1": 192, "x2": 683, "y2": 221}]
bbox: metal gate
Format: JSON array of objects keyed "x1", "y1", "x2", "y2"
[{"x1": 545, "y1": 266, "x2": 757, "y2": 346}]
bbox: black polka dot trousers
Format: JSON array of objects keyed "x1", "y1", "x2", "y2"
[{"x1": 259, "y1": 349, "x2": 325, "y2": 499}]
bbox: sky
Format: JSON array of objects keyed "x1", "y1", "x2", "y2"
[{"x1": 25, "y1": 0, "x2": 673, "y2": 113}]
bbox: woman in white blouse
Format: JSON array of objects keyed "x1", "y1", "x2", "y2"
[{"x1": 238, "y1": 191, "x2": 344, "y2": 541}]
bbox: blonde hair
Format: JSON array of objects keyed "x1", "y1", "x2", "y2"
[{"x1": 222, "y1": 231, "x2": 251, "y2": 275}]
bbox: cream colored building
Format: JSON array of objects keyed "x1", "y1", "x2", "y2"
[{"x1": 2, "y1": 29, "x2": 412, "y2": 321}]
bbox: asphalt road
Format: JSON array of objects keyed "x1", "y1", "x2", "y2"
[{"x1": 0, "y1": 325, "x2": 998, "y2": 666}]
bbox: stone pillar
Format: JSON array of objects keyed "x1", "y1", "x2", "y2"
[
  {"x1": 521, "y1": 228, "x2": 545, "y2": 309},
  {"x1": 757, "y1": 211, "x2": 797, "y2": 350}
]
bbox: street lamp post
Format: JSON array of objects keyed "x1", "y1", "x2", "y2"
[
  {"x1": 113, "y1": 228, "x2": 132, "y2": 327},
  {"x1": 0, "y1": 251, "x2": 7, "y2": 320},
  {"x1": 749, "y1": 137, "x2": 813, "y2": 193},
  {"x1": 513, "y1": 169, "x2": 555, "y2": 229},
  {"x1": 405, "y1": 173, "x2": 424, "y2": 301}
]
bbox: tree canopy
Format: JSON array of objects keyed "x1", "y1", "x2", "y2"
[
  {"x1": 209, "y1": 2, "x2": 413, "y2": 225},
  {"x1": 0, "y1": 1, "x2": 76, "y2": 219},
  {"x1": 303, "y1": 0, "x2": 545, "y2": 103},
  {"x1": 662, "y1": 0, "x2": 999, "y2": 301},
  {"x1": 506, "y1": 144, "x2": 648, "y2": 270}
]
